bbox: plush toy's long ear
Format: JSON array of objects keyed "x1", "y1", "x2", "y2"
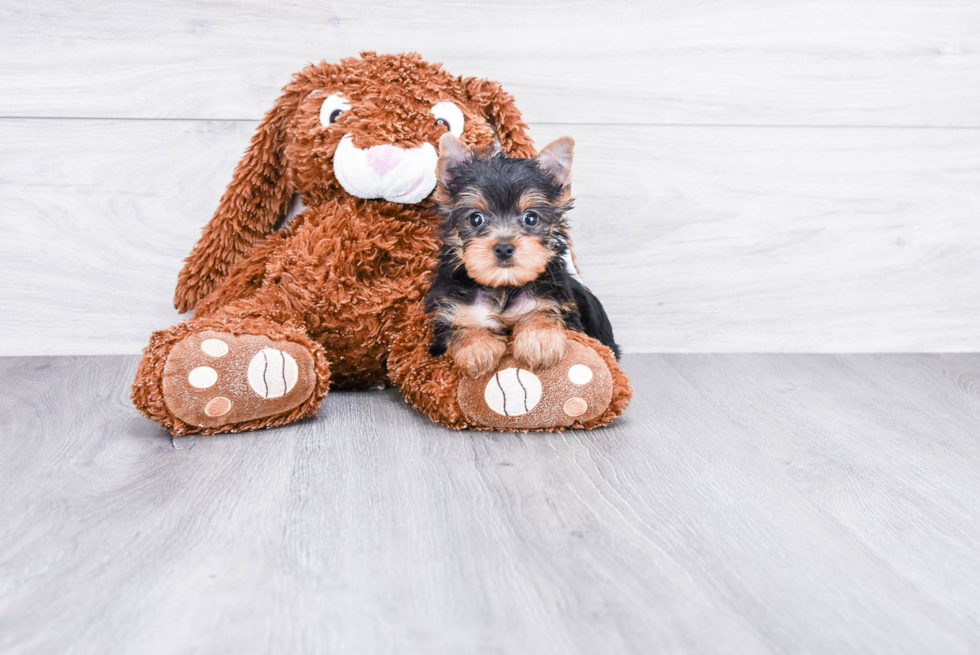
[
  {"x1": 173, "y1": 79, "x2": 309, "y2": 313},
  {"x1": 463, "y1": 77, "x2": 537, "y2": 158}
]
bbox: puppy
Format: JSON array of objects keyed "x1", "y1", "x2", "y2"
[{"x1": 426, "y1": 133, "x2": 620, "y2": 379}]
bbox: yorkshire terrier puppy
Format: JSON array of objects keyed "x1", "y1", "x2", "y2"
[{"x1": 426, "y1": 133, "x2": 620, "y2": 379}]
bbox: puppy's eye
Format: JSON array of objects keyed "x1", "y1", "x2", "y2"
[
  {"x1": 522, "y1": 211, "x2": 539, "y2": 226},
  {"x1": 431, "y1": 101, "x2": 465, "y2": 137},
  {"x1": 469, "y1": 212, "x2": 486, "y2": 228},
  {"x1": 319, "y1": 93, "x2": 351, "y2": 127}
]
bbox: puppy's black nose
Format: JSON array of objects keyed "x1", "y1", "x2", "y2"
[{"x1": 493, "y1": 242, "x2": 516, "y2": 260}]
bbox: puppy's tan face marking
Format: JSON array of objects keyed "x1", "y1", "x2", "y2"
[
  {"x1": 455, "y1": 189, "x2": 491, "y2": 214},
  {"x1": 517, "y1": 190, "x2": 550, "y2": 214},
  {"x1": 462, "y1": 233, "x2": 551, "y2": 287},
  {"x1": 448, "y1": 184, "x2": 559, "y2": 288}
]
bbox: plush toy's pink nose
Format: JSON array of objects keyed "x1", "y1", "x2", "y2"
[{"x1": 366, "y1": 144, "x2": 403, "y2": 177}]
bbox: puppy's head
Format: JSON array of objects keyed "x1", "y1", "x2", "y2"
[{"x1": 434, "y1": 134, "x2": 574, "y2": 287}]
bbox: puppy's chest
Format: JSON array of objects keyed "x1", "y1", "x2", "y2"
[{"x1": 456, "y1": 290, "x2": 539, "y2": 332}]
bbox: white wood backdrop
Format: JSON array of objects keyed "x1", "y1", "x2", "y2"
[{"x1": 1, "y1": 0, "x2": 978, "y2": 355}]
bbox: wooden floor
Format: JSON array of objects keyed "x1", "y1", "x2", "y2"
[{"x1": 2, "y1": 354, "x2": 979, "y2": 654}]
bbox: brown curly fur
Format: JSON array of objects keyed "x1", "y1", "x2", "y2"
[{"x1": 132, "y1": 52, "x2": 631, "y2": 435}]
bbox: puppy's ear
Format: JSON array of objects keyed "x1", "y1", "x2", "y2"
[
  {"x1": 536, "y1": 137, "x2": 574, "y2": 187},
  {"x1": 174, "y1": 65, "x2": 329, "y2": 313},
  {"x1": 437, "y1": 133, "x2": 471, "y2": 186},
  {"x1": 463, "y1": 77, "x2": 537, "y2": 158}
]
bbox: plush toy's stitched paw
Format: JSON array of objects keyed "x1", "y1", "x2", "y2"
[
  {"x1": 456, "y1": 340, "x2": 613, "y2": 430},
  {"x1": 161, "y1": 330, "x2": 317, "y2": 429}
]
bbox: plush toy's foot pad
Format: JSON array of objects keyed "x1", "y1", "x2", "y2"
[
  {"x1": 161, "y1": 330, "x2": 317, "y2": 429},
  {"x1": 457, "y1": 340, "x2": 613, "y2": 430}
]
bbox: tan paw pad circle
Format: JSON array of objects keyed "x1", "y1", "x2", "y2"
[
  {"x1": 204, "y1": 397, "x2": 232, "y2": 417},
  {"x1": 187, "y1": 366, "x2": 218, "y2": 388},
  {"x1": 563, "y1": 397, "x2": 588, "y2": 417},
  {"x1": 484, "y1": 368, "x2": 543, "y2": 417},
  {"x1": 201, "y1": 338, "x2": 229, "y2": 357},
  {"x1": 567, "y1": 364, "x2": 593, "y2": 385}
]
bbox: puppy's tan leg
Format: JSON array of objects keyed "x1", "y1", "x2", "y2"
[
  {"x1": 448, "y1": 328, "x2": 508, "y2": 379},
  {"x1": 512, "y1": 312, "x2": 569, "y2": 372}
]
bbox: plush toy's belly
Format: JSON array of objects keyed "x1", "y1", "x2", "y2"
[
  {"x1": 276, "y1": 201, "x2": 441, "y2": 388},
  {"x1": 312, "y1": 313, "x2": 393, "y2": 389}
]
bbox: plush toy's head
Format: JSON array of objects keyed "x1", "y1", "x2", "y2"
[
  {"x1": 265, "y1": 51, "x2": 537, "y2": 206},
  {"x1": 175, "y1": 52, "x2": 537, "y2": 313}
]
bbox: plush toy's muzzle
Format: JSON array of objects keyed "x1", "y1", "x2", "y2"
[{"x1": 333, "y1": 135, "x2": 438, "y2": 204}]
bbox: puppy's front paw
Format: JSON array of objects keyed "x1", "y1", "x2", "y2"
[
  {"x1": 513, "y1": 327, "x2": 569, "y2": 372},
  {"x1": 450, "y1": 331, "x2": 508, "y2": 378}
]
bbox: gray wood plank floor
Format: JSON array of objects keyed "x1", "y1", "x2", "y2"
[{"x1": 2, "y1": 354, "x2": 979, "y2": 654}]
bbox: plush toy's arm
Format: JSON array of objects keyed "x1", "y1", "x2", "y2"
[
  {"x1": 174, "y1": 89, "x2": 303, "y2": 313},
  {"x1": 191, "y1": 226, "x2": 296, "y2": 318}
]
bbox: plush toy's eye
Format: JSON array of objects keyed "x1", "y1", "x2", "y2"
[
  {"x1": 431, "y1": 101, "x2": 465, "y2": 137},
  {"x1": 469, "y1": 212, "x2": 486, "y2": 228},
  {"x1": 319, "y1": 93, "x2": 351, "y2": 127},
  {"x1": 522, "y1": 211, "x2": 539, "y2": 227}
]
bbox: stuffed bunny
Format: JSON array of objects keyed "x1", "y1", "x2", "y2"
[{"x1": 132, "y1": 52, "x2": 632, "y2": 435}]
